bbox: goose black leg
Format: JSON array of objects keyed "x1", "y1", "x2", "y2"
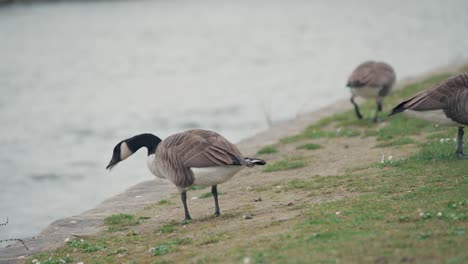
[
  {"x1": 373, "y1": 100, "x2": 383, "y2": 123},
  {"x1": 456, "y1": 127, "x2": 468, "y2": 158},
  {"x1": 180, "y1": 191, "x2": 192, "y2": 221},
  {"x1": 351, "y1": 96, "x2": 363, "y2": 119},
  {"x1": 212, "y1": 185, "x2": 221, "y2": 216}
]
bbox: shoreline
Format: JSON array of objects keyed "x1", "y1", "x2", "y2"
[{"x1": 1, "y1": 60, "x2": 466, "y2": 262}]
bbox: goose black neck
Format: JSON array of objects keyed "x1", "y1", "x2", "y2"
[{"x1": 126, "y1": 133, "x2": 162, "y2": 155}]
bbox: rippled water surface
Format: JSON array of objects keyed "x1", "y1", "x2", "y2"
[{"x1": 1, "y1": 0, "x2": 468, "y2": 239}]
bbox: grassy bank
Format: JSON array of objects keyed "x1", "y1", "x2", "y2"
[{"x1": 28, "y1": 66, "x2": 468, "y2": 264}]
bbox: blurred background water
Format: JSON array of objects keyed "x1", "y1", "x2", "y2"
[{"x1": 0, "y1": 0, "x2": 467, "y2": 240}]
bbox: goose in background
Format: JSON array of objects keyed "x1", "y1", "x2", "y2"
[
  {"x1": 347, "y1": 61, "x2": 396, "y2": 122},
  {"x1": 106, "y1": 129, "x2": 266, "y2": 220},
  {"x1": 389, "y1": 73, "x2": 468, "y2": 157}
]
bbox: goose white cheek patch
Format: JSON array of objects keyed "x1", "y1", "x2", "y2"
[{"x1": 120, "y1": 142, "x2": 133, "y2": 160}]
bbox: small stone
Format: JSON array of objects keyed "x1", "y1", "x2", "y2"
[
  {"x1": 335, "y1": 211, "x2": 341, "y2": 215},
  {"x1": 32, "y1": 259, "x2": 39, "y2": 264},
  {"x1": 246, "y1": 186, "x2": 252, "y2": 190},
  {"x1": 135, "y1": 195, "x2": 143, "y2": 198},
  {"x1": 344, "y1": 144, "x2": 349, "y2": 149},
  {"x1": 243, "y1": 256, "x2": 251, "y2": 264},
  {"x1": 70, "y1": 220, "x2": 77, "y2": 224},
  {"x1": 437, "y1": 212, "x2": 442, "y2": 217},
  {"x1": 254, "y1": 197, "x2": 262, "y2": 202},
  {"x1": 276, "y1": 186, "x2": 282, "y2": 189},
  {"x1": 287, "y1": 202, "x2": 294, "y2": 206},
  {"x1": 64, "y1": 237, "x2": 70, "y2": 242},
  {"x1": 191, "y1": 197, "x2": 198, "y2": 200},
  {"x1": 243, "y1": 214, "x2": 253, "y2": 220},
  {"x1": 17, "y1": 256, "x2": 25, "y2": 259},
  {"x1": 77, "y1": 262, "x2": 84, "y2": 264}
]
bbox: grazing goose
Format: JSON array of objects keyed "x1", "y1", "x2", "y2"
[
  {"x1": 389, "y1": 73, "x2": 468, "y2": 157},
  {"x1": 106, "y1": 129, "x2": 266, "y2": 220},
  {"x1": 347, "y1": 61, "x2": 396, "y2": 122}
]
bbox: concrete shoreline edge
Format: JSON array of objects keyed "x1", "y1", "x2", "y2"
[{"x1": 1, "y1": 61, "x2": 466, "y2": 263}]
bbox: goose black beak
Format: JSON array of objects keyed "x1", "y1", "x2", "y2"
[{"x1": 106, "y1": 159, "x2": 118, "y2": 170}]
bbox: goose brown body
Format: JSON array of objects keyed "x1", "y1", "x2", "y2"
[
  {"x1": 149, "y1": 129, "x2": 249, "y2": 189},
  {"x1": 347, "y1": 61, "x2": 396, "y2": 97},
  {"x1": 347, "y1": 61, "x2": 396, "y2": 121}
]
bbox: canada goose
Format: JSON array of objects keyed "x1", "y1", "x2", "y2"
[
  {"x1": 106, "y1": 129, "x2": 266, "y2": 220},
  {"x1": 389, "y1": 73, "x2": 468, "y2": 157},
  {"x1": 347, "y1": 61, "x2": 396, "y2": 122}
]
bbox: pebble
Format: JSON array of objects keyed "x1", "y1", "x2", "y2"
[
  {"x1": 254, "y1": 197, "x2": 262, "y2": 202},
  {"x1": 287, "y1": 202, "x2": 294, "y2": 206}
]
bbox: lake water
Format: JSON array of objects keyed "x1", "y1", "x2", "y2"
[{"x1": 1, "y1": 0, "x2": 467, "y2": 240}]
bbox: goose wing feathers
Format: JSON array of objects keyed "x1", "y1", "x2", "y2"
[
  {"x1": 400, "y1": 73, "x2": 468, "y2": 111},
  {"x1": 159, "y1": 129, "x2": 246, "y2": 168}
]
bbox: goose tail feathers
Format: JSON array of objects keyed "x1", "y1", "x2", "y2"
[{"x1": 244, "y1": 157, "x2": 267, "y2": 166}]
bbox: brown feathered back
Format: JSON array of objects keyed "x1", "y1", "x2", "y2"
[
  {"x1": 154, "y1": 129, "x2": 247, "y2": 188},
  {"x1": 347, "y1": 61, "x2": 396, "y2": 96}
]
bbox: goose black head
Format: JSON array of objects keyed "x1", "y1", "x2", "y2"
[{"x1": 106, "y1": 133, "x2": 162, "y2": 170}]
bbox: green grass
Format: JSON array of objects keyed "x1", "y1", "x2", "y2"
[
  {"x1": 256, "y1": 145, "x2": 278, "y2": 155},
  {"x1": 263, "y1": 157, "x2": 307, "y2": 172},
  {"x1": 375, "y1": 137, "x2": 416, "y2": 148},
  {"x1": 198, "y1": 191, "x2": 224, "y2": 199},
  {"x1": 280, "y1": 127, "x2": 361, "y2": 144},
  {"x1": 67, "y1": 239, "x2": 107, "y2": 253},
  {"x1": 296, "y1": 143, "x2": 321, "y2": 150},
  {"x1": 104, "y1": 214, "x2": 141, "y2": 232},
  {"x1": 150, "y1": 238, "x2": 191, "y2": 256},
  {"x1": 156, "y1": 221, "x2": 179, "y2": 234},
  {"x1": 188, "y1": 185, "x2": 208, "y2": 191},
  {"x1": 156, "y1": 199, "x2": 173, "y2": 205}
]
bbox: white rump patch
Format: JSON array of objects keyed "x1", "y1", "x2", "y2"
[
  {"x1": 404, "y1": 110, "x2": 461, "y2": 126},
  {"x1": 192, "y1": 166, "x2": 243, "y2": 186},
  {"x1": 120, "y1": 142, "x2": 133, "y2": 160},
  {"x1": 350, "y1": 86, "x2": 380, "y2": 99}
]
